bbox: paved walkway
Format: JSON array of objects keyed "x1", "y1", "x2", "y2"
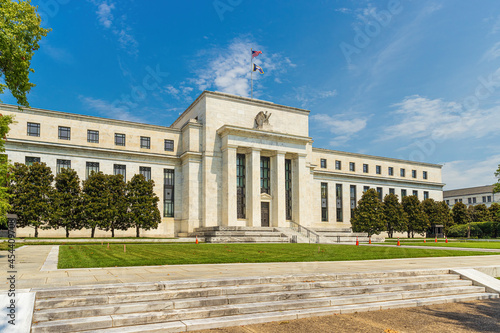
[{"x1": 1, "y1": 245, "x2": 500, "y2": 290}]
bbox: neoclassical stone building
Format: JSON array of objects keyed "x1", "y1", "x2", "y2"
[{"x1": 2, "y1": 91, "x2": 444, "y2": 237}]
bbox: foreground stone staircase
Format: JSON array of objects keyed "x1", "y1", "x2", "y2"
[
  {"x1": 313, "y1": 228, "x2": 385, "y2": 244},
  {"x1": 30, "y1": 269, "x2": 498, "y2": 332},
  {"x1": 190, "y1": 226, "x2": 290, "y2": 243}
]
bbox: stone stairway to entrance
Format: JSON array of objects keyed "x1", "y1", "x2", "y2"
[
  {"x1": 313, "y1": 228, "x2": 386, "y2": 244},
  {"x1": 189, "y1": 226, "x2": 290, "y2": 243},
  {"x1": 30, "y1": 269, "x2": 499, "y2": 332}
]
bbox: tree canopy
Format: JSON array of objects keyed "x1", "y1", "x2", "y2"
[
  {"x1": 452, "y1": 201, "x2": 468, "y2": 225},
  {"x1": 0, "y1": 0, "x2": 50, "y2": 107},
  {"x1": 494, "y1": 164, "x2": 500, "y2": 194},
  {"x1": 0, "y1": 114, "x2": 13, "y2": 227},
  {"x1": 402, "y1": 195, "x2": 429, "y2": 238},
  {"x1": 51, "y1": 168, "x2": 82, "y2": 237},
  {"x1": 382, "y1": 193, "x2": 407, "y2": 238},
  {"x1": 350, "y1": 189, "x2": 385, "y2": 237},
  {"x1": 126, "y1": 174, "x2": 161, "y2": 237}
]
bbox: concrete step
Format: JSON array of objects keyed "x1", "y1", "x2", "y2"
[
  {"x1": 34, "y1": 275, "x2": 468, "y2": 310},
  {"x1": 312, "y1": 228, "x2": 353, "y2": 233},
  {"x1": 205, "y1": 236, "x2": 289, "y2": 243},
  {"x1": 317, "y1": 232, "x2": 369, "y2": 237},
  {"x1": 194, "y1": 226, "x2": 276, "y2": 232},
  {"x1": 31, "y1": 292, "x2": 499, "y2": 333},
  {"x1": 190, "y1": 231, "x2": 284, "y2": 237},
  {"x1": 32, "y1": 269, "x2": 453, "y2": 298}
]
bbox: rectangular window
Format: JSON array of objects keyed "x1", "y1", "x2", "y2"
[
  {"x1": 25, "y1": 156, "x2": 40, "y2": 166},
  {"x1": 285, "y1": 159, "x2": 292, "y2": 220},
  {"x1": 87, "y1": 130, "x2": 99, "y2": 143},
  {"x1": 58, "y1": 126, "x2": 71, "y2": 140},
  {"x1": 139, "y1": 166, "x2": 151, "y2": 181},
  {"x1": 446, "y1": 200, "x2": 450, "y2": 205},
  {"x1": 335, "y1": 160, "x2": 341, "y2": 170},
  {"x1": 412, "y1": 170, "x2": 417, "y2": 178},
  {"x1": 459, "y1": 198, "x2": 463, "y2": 202},
  {"x1": 140, "y1": 136, "x2": 151, "y2": 149},
  {"x1": 389, "y1": 188, "x2": 395, "y2": 195},
  {"x1": 376, "y1": 165, "x2": 381, "y2": 174},
  {"x1": 482, "y1": 196, "x2": 486, "y2": 203},
  {"x1": 164, "y1": 169, "x2": 174, "y2": 217},
  {"x1": 472, "y1": 197, "x2": 476, "y2": 204},
  {"x1": 86, "y1": 162, "x2": 99, "y2": 179},
  {"x1": 27, "y1": 122, "x2": 40, "y2": 137},
  {"x1": 377, "y1": 187, "x2": 383, "y2": 201},
  {"x1": 424, "y1": 191, "x2": 429, "y2": 200},
  {"x1": 488, "y1": 196, "x2": 492, "y2": 202},
  {"x1": 363, "y1": 164, "x2": 369, "y2": 173},
  {"x1": 237, "y1": 154, "x2": 246, "y2": 219},
  {"x1": 115, "y1": 133, "x2": 126, "y2": 146},
  {"x1": 423, "y1": 171, "x2": 428, "y2": 179},
  {"x1": 455, "y1": 199, "x2": 458, "y2": 204},
  {"x1": 363, "y1": 186, "x2": 370, "y2": 192},
  {"x1": 260, "y1": 156, "x2": 270, "y2": 194},
  {"x1": 336, "y1": 184, "x2": 343, "y2": 222},
  {"x1": 400, "y1": 168, "x2": 405, "y2": 177},
  {"x1": 56, "y1": 159, "x2": 71, "y2": 174},
  {"x1": 413, "y1": 190, "x2": 418, "y2": 197},
  {"x1": 321, "y1": 183, "x2": 328, "y2": 222},
  {"x1": 114, "y1": 164, "x2": 126, "y2": 179},
  {"x1": 388, "y1": 167, "x2": 394, "y2": 176},
  {"x1": 349, "y1": 162, "x2": 355, "y2": 172},
  {"x1": 350, "y1": 185, "x2": 356, "y2": 218},
  {"x1": 164, "y1": 139, "x2": 174, "y2": 151},
  {"x1": 468, "y1": 198, "x2": 472, "y2": 204},
  {"x1": 320, "y1": 158, "x2": 327, "y2": 168},
  {"x1": 401, "y1": 189, "x2": 407, "y2": 198}
]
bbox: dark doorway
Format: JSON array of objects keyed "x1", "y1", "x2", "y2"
[{"x1": 261, "y1": 202, "x2": 270, "y2": 227}]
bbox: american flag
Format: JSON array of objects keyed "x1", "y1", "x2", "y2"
[{"x1": 252, "y1": 50, "x2": 262, "y2": 58}]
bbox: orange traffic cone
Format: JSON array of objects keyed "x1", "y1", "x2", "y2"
[
  {"x1": 356, "y1": 237, "x2": 359, "y2": 246},
  {"x1": 435, "y1": 237, "x2": 438, "y2": 243},
  {"x1": 445, "y1": 237, "x2": 448, "y2": 243},
  {"x1": 195, "y1": 236, "x2": 199, "y2": 244},
  {"x1": 397, "y1": 238, "x2": 400, "y2": 246},
  {"x1": 424, "y1": 239, "x2": 426, "y2": 243},
  {"x1": 369, "y1": 237, "x2": 371, "y2": 244}
]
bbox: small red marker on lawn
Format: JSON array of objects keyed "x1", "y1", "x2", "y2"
[
  {"x1": 424, "y1": 239, "x2": 426, "y2": 243},
  {"x1": 445, "y1": 237, "x2": 448, "y2": 243},
  {"x1": 397, "y1": 238, "x2": 400, "y2": 246},
  {"x1": 196, "y1": 235, "x2": 199, "y2": 244},
  {"x1": 356, "y1": 237, "x2": 359, "y2": 246},
  {"x1": 435, "y1": 237, "x2": 438, "y2": 243},
  {"x1": 369, "y1": 237, "x2": 371, "y2": 244}
]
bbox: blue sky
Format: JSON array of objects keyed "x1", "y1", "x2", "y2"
[{"x1": 2, "y1": 0, "x2": 500, "y2": 190}]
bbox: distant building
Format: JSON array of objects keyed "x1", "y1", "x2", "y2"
[{"x1": 444, "y1": 185, "x2": 499, "y2": 208}]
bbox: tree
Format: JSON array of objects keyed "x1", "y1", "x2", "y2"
[
  {"x1": 382, "y1": 193, "x2": 407, "y2": 238},
  {"x1": 81, "y1": 171, "x2": 108, "y2": 238},
  {"x1": 51, "y1": 168, "x2": 82, "y2": 238},
  {"x1": 9, "y1": 162, "x2": 53, "y2": 237},
  {"x1": 470, "y1": 204, "x2": 490, "y2": 222},
  {"x1": 101, "y1": 174, "x2": 128, "y2": 237},
  {"x1": 422, "y1": 199, "x2": 438, "y2": 226},
  {"x1": 489, "y1": 203, "x2": 500, "y2": 223},
  {"x1": 452, "y1": 201, "x2": 468, "y2": 225},
  {"x1": 125, "y1": 174, "x2": 161, "y2": 237},
  {"x1": 436, "y1": 201, "x2": 454, "y2": 235},
  {"x1": 494, "y1": 164, "x2": 500, "y2": 194},
  {"x1": 402, "y1": 195, "x2": 429, "y2": 238},
  {"x1": 0, "y1": 114, "x2": 13, "y2": 228},
  {"x1": 350, "y1": 189, "x2": 385, "y2": 237},
  {"x1": 0, "y1": 0, "x2": 50, "y2": 107}
]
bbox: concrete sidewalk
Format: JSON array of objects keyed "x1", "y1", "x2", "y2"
[{"x1": 1, "y1": 245, "x2": 500, "y2": 290}]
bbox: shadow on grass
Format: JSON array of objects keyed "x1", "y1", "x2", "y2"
[{"x1": 420, "y1": 299, "x2": 500, "y2": 333}]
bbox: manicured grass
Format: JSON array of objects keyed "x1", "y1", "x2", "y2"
[
  {"x1": 379, "y1": 241, "x2": 500, "y2": 249},
  {"x1": 58, "y1": 243, "x2": 497, "y2": 269}
]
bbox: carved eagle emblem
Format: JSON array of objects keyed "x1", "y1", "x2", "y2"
[{"x1": 254, "y1": 111, "x2": 272, "y2": 129}]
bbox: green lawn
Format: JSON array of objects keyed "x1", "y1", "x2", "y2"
[
  {"x1": 58, "y1": 243, "x2": 497, "y2": 269},
  {"x1": 379, "y1": 241, "x2": 500, "y2": 249}
]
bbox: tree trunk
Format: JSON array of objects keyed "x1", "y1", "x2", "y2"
[
  {"x1": 407, "y1": 231, "x2": 410, "y2": 238},
  {"x1": 91, "y1": 227, "x2": 95, "y2": 238},
  {"x1": 35, "y1": 225, "x2": 38, "y2": 238},
  {"x1": 111, "y1": 227, "x2": 115, "y2": 238},
  {"x1": 66, "y1": 227, "x2": 69, "y2": 238},
  {"x1": 136, "y1": 226, "x2": 140, "y2": 238}
]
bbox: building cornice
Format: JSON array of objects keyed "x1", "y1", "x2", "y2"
[
  {"x1": 217, "y1": 124, "x2": 313, "y2": 145},
  {"x1": 0, "y1": 103, "x2": 180, "y2": 134},
  {"x1": 312, "y1": 147, "x2": 443, "y2": 168}
]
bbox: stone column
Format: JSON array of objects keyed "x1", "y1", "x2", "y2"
[
  {"x1": 293, "y1": 154, "x2": 308, "y2": 226},
  {"x1": 271, "y1": 151, "x2": 286, "y2": 227},
  {"x1": 222, "y1": 146, "x2": 237, "y2": 226},
  {"x1": 247, "y1": 148, "x2": 261, "y2": 227}
]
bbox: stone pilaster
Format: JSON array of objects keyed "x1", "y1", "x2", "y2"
[
  {"x1": 271, "y1": 151, "x2": 286, "y2": 227},
  {"x1": 247, "y1": 148, "x2": 261, "y2": 227},
  {"x1": 222, "y1": 145, "x2": 237, "y2": 226},
  {"x1": 293, "y1": 154, "x2": 308, "y2": 226}
]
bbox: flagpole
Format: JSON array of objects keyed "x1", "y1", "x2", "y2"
[{"x1": 251, "y1": 48, "x2": 253, "y2": 99}]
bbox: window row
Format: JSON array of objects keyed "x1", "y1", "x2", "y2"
[
  {"x1": 26, "y1": 122, "x2": 175, "y2": 151},
  {"x1": 319, "y1": 158, "x2": 428, "y2": 180},
  {"x1": 448, "y1": 196, "x2": 492, "y2": 205},
  {"x1": 320, "y1": 183, "x2": 429, "y2": 222}
]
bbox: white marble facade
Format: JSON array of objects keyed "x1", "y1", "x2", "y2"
[{"x1": 2, "y1": 91, "x2": 444, "y2": 237}]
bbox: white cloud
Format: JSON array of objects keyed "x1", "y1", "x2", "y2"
[
  {"x1": 190, "y1": 37, "x2": 295, "y2": 97},
  {"x1": 482, "y1": 41, "x2": 500, "y2": 61},
  {"x1": 380, "y1": 95, "x2": 500, "y2": 142},
  {"x1": 442, "y1": 155, "x2": 500, "y2": 190},
  {"x1": 292, "y1": 86, "x2": 338, "y2": 108},
  {"x1": 96, "y1": 2, "x2": 114, "y2": 28},
  {"x1": 311, "y1": 113, "x2": 368, "y2": 146},
  {"x1": 42, "y1": 44, "x2": 75, "y2": 64},
  {"x1": 79, "y1": 96, "x2": 145, "y2": 123}
]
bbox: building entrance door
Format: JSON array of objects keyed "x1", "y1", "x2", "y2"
[{"x1": 261, "y1": 202, "x2": 270, "y2": 227}]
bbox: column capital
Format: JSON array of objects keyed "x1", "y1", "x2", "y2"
[
  {"x1": 221, "y1": 144, "x2": 239, "y2": 152},
  {"x1": 245, "y1": 147, "x2": 262, "y2": 154}
]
